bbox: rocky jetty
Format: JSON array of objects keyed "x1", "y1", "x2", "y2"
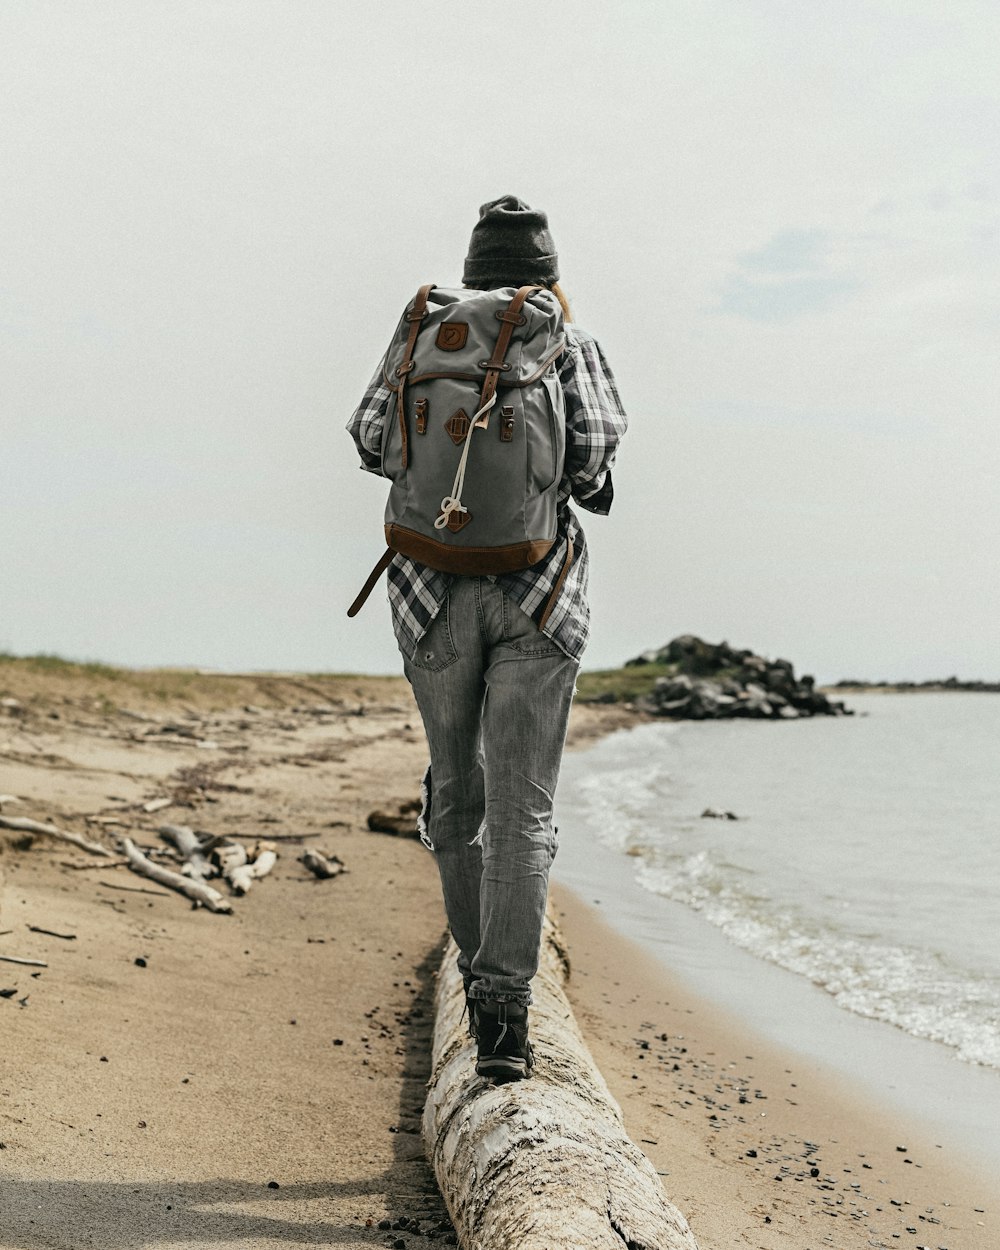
[
  {"x1": 832, "y1": 676, "x2": 1000, "y2": 693},
  {"x1": 624, "y1": 635, "x2": 851, "y2": 720}
]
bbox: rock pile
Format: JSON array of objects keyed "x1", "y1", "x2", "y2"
[{"x1": 627, "y1": 635, "x2": 851, "y2": 720}]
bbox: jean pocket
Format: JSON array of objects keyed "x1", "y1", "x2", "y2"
[
  {"x1": 407, "y1": 600, "x2": 459, "y2": 671},
  {"x1": 500, "y1": 593, "x2": 563, "y2": 657}
]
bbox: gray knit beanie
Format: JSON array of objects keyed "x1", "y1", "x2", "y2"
[{"x1": 462, "y1": 194, "x2": 560, "y2": 286}]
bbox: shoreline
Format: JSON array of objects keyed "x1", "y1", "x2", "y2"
[
  {"x1": 0, "y1": 662, "x2": 995, "y2": 1248},
  {"x1": 555, "y1": 710, "x2": 1000, "y2": 1172},
  {"x1": 552, "y1": 880, "x2": 998, "y2": 1248}
]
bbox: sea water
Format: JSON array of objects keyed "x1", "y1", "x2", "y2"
[{"x1": 554, "y1": 692, "x2": 1000, "y2": 1157}]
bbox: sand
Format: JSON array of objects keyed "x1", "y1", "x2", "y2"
[{"x1": 0, "y1": 661, "x2": 995, "y2": 1249}]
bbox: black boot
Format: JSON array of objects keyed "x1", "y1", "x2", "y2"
[{"x1": 473, "y1": 999, "x2": 534, "y2": 1082}]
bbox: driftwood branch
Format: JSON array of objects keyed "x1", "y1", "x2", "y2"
[
  {"x1": 0, "y1": 954, "x2": 48, "y2": 968},
  {"x1": 120, "y1": 838, "x2": 233, "y2": 914},
  {"x1": 27, "y1": 925, "x2": 76, "y2": 941},
  {"x1": 0, "y1": 815, "x2": 115, "y2": 858},
  {"x1": 423, "y1": 914, "x2": 699, "y2": 1250},
  {"x1": 61, "y1": 858, "x2": 128, "y2": 870},
  {"x1": 157, "y1": 824, "x2": 213, "y2": 880},
  {"x1": 97, "y1": 880, "x2": 172, "y2": 898}
]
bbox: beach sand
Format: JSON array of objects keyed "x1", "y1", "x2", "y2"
[{"x1": 0, "y1": 662, "x2": 995, "y2": 1249}]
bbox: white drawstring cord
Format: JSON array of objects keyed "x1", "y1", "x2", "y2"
[{"x1": 434, "y1": 393, "x2": 498, "y2": 530}]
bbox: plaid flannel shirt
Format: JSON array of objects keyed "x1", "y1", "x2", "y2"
[{"x1": 347, "y1": 322, "x2": 627, "y2": 661}]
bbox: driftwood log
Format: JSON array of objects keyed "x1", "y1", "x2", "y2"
[
  {"x1": 0, "y1": 815, "x2": 114, "y2": 858},
  {"x1": 423, "y1": 915, "x2": 699, "y2": 1250},
  {"x1": 120, "y1": 838, "x2": 233, "y2": 913}
]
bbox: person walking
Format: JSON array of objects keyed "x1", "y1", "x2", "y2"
[{"x1": 347, "y1": 195, "x2": 627, "y2": 1081}]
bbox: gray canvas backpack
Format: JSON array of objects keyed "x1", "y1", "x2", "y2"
[{"x1": 349, "y1": 283, "x2": 569, "y2": 617}]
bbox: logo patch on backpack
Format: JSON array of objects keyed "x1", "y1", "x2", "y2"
[
  {"x1": 441, "y1": 508, "x2": 472, "y2": 533},
  {"x1": 445, "y1": 410, "x2": 470, "y2": 445},
  {"x1": 436, "y1": 322, "x2": 468, "y2": 352}
]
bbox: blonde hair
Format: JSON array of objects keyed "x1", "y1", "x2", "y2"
[{"x1": 549, "y1": 282, "x2": 572, "y2": 323}]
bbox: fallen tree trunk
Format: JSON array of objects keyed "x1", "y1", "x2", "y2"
[
  {"x1": 423, "y1": 915, "x2": 699, "y2": 1250},
  {"x1": 120, "y1": 838, "x2": 233, "y2": 914},
  {"x1": 0, "y1": 815, "x2": 114, "y2": 858}
]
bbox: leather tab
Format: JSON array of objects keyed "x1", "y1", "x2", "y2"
[
  {"x1": 415, "y1": 398, "x2": 428, "y2": 435},
  {"x1": 500, "y1": 404, "x2": 515, "y2": 442},
  {"x1": 440, "y1": 509, "x2": 472, "y2": 533},
  {"x1": 445, "y1": 410, "x2": 470, "y2": 445}
]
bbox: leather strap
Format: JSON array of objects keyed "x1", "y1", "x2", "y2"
[
  {"x1": 347, "y1": 548, "x2": 395, "y2": 617},
  {"x1": 538, "y1": 536, "x2": 574, "y2": 630},
  {"x1": 395, "y1": 284, "x2": 434, "y2": 469},
  {"x1": 477, "y1": 285, "x2": 540, "y2": 424}
]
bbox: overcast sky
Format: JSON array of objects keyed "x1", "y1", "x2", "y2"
[{"x1": 3, "y1": 1, "x2": 998, "y2": 682}]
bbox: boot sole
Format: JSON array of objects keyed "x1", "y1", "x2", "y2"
[{"x1": 475, "y1": 1056, "x2": 532, "y2": 1082}]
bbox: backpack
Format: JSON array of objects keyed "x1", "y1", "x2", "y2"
[{"x1": 348, "y1": 283, "x2": 568, "y2": 616}]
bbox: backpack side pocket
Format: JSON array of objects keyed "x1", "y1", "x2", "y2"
[{"x1": 381, "y1": 391, "x2": 402, "y2": 480}]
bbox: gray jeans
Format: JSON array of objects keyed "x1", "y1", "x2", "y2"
[{"x1": 400, "y1": 576, "x2": 579, "y2": 1006}]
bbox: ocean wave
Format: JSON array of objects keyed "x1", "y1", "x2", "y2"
[{"x1": 634, "y1": 848, "x2": 1000, "y2": 1069}]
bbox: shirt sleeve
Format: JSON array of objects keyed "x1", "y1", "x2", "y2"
[
  {"x1": 558, "y1": 329, "x2": 628, "y2": 515},
  {"x1": 346, "y1": 358, "x2": 392, "y2": 477}
]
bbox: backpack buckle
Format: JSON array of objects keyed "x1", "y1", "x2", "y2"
[
  {"x1": 477, "y1": 359, "x2": 512, "y2": 372},
  {"x1": 396, "y1": 361, "x2": 416, "y2": 376},
  {"x1": 494, "y1": 310, "x2": 527, "y2": 326},
  {"x1": 405, "y1": 307, "x2": 428, "y2": 322}
]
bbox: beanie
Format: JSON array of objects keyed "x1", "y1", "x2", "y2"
[{"x1": 462, "y1": 195, "x2": 560, "y2": 287}]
